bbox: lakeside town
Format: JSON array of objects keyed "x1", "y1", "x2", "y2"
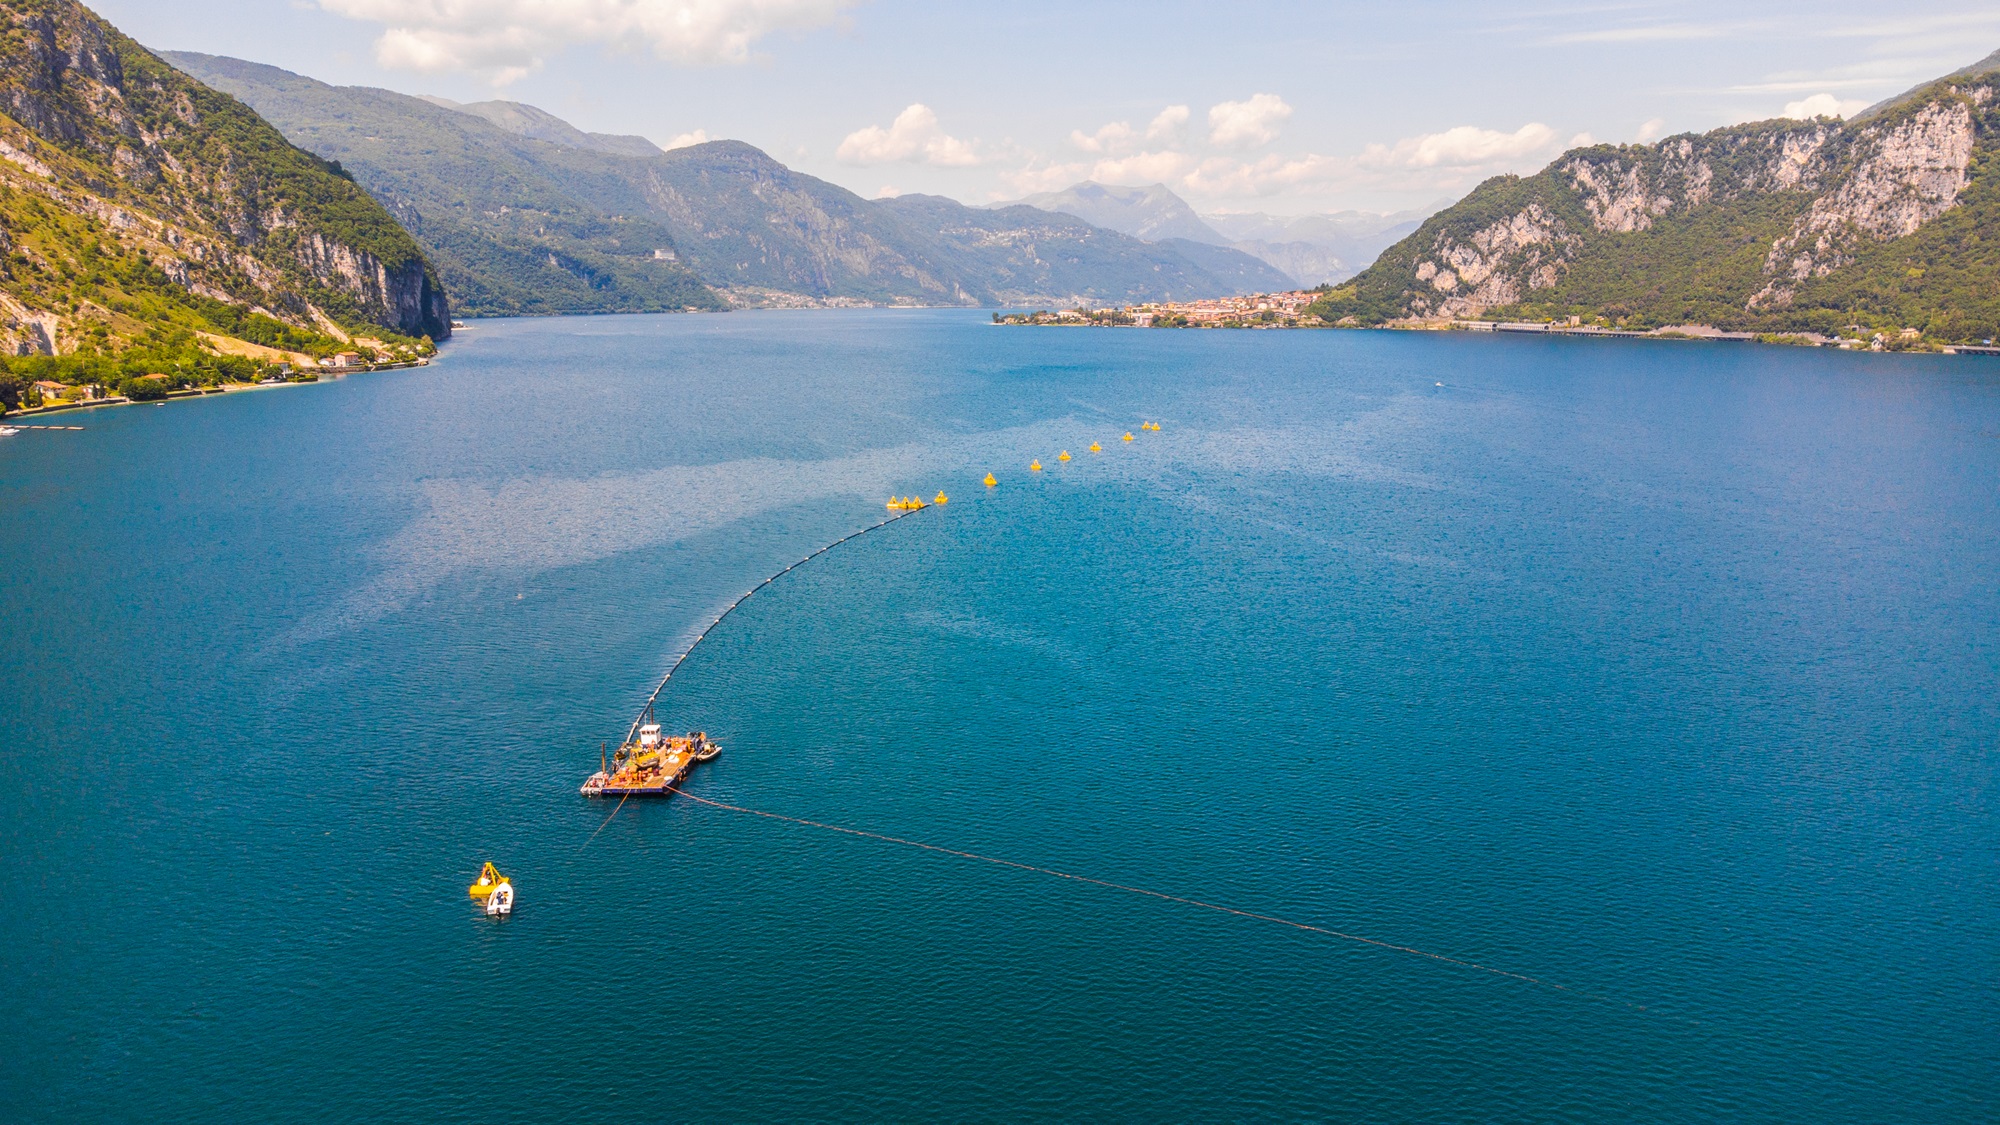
[{"x1": 993, "y1": 290, "x2": 2000, "y2": 355}]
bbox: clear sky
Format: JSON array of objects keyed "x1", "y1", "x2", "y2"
[{"x1": 95, "y1": 0, "x2": 2000, "y2": 216}]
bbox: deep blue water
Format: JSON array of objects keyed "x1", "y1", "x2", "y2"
[{"x1": 2, "y1": 310, "x2": 1996, "y2": 1122}]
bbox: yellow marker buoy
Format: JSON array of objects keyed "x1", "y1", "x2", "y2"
[
  {"x1": 887, "y1": 497, "x2": 899, "y2": 510},
  {"x1": 1089, "y1": 442, "x2": 1101, "y2": 453},
  {"x1": 934, "y1": 492, "x2": 948, "y2": 505},
  {"x1": 468, "y1": 861, "x2": 506, "y2": 899},
  {"x1": 984, "y1": 473, "x2": 997, "y2": 487},
  {"x1": 1058, "y1": 450, "x2": 1071, "y2": 462},
  {"x1": 1122, "y1": 432, "x2": 1134, "y2": 442},
  {"x1": 1030, "y1": 460, "x2": 1042, "y2": 472},
  {"x1": 1150, "y1": 422, "x2": 1162, "y2": 431}
]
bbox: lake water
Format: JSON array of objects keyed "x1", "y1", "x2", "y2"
[{"x1": 2, "y1": 311, "x2": 1995, "y2": 1122}]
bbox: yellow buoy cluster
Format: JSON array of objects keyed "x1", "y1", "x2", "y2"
[
  {"x1": 983, "y1": 418, "x2": 1165, "y2": 488},
  {"x1": 886, "y1": 491, "x2": 952, "y2": 510}
]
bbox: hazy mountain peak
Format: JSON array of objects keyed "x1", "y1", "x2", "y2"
[
  {"x1": 1000, "y1": 181, "x2": 1231, "y2": 246},
  {"x1": 440, "y1": 98, "x2": 664, "y2": 159},
  {"x1": 1852, "y1": 46, "x2": 2000, "y2": 122}
]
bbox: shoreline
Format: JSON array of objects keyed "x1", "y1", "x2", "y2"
[
  {"x1": 3, "y1": 357, "x2": 433, "y2": 422},
  {"x1": 993, "y1": 315, "x2": 1999, "y2": 356}
]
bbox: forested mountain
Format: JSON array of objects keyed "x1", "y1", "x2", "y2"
[
  {"x1": 1313, "y1": 49, "x2": 2000, "y2": 342},
  {"x1": 419, "y1": 96, "x2": 664, "y2": 159},
  {"x1": 165, "y1": 52, "x2": 722, "y2": 317},
  {"x1": 167, "y1": 54, "x2": 1288, "y2": 309},
  {"x1": 0, "y1": 0, "x2": 448, "y2": 367},
  {"x1": 632, "y1": 143, "x2": 1294, "y2": 304}
]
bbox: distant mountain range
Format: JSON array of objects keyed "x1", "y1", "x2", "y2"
[
  {"x1": 0, "y1": 1, "x2": 448, "y2": 361},
  {"x1": 997, "y1": 182, "x2": 1437, "y2": 286},
  {"x1": 1006, "y1": 182, "x2": 1226, "y2": 245},
  {"x1": 1315, "y1": 49, "x2": 2000, "y2": 342},
  {"x1": 165, "y1": 54, "x2": 1293, "y2": 312}
]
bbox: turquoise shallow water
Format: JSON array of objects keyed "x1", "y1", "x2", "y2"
[{"x1": 2, "y1": 311, "x2": 1996, "y2": 1121}]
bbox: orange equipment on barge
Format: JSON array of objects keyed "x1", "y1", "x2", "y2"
[{"x1": 580, "y1": 703, "x2": 719, "y2": 797}]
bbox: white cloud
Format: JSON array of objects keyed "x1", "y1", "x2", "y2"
[
  {"x1": 837, "y1": 104, "x2": 983, "y2": 167},
  {"x1": 1070, "y1": 121, "x2": 1139, "y2": 154},
  {"x1": 1091, "y1": 149, "x2": 1198, "y2": 185},
  {"x1": 1011, "y1": 104, "x2": 1569, "y2": 209},
  {"x1": 1550, "y1": 22, "x2": 1728, "y2": 44},
  {"x1": 1182, "y1": 152, "x2": 1338, "y2": 197},
  {"x1": 1207, "y1": 94, "x2": 1292, "y2": 149},
  {"x1": 1359, "y1": 122, "x2": 1558, "y2": 168},
  {"x1": 1635, "y1": 117, "x2": 1668, "y2": 143},
  {"x1": 1146, "y1": 105, "x2": 1190, "y2": 143},
  {"x1": 1071, "y1": 104, "x2": 1191, "y2": 155},
  {"x1": 319, "y1": 0, "x2": 853, "y2": 81},
  {"x1": 663, "y1": 128, "x2": 711, "y2": 150},
  {"x1": 1782, "y1": 93, "x2": 1869, "y2": 120},
  {"x1": 998, "y1": 158, "x2": 1091, "y2": 195}
]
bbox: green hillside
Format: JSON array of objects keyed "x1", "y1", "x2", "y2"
[
  {"x1": 1312, "y1": 50, "x2": 2000, "y2": 344},
  {"x1": 165, "y1": 52, "x2": 722, "y2": 318},
  {"x1": 0, "y1": 0, "x2": 449, "y2": 402}
]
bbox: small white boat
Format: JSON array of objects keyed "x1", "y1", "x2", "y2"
[
  {"x1": 0, "y1": 426, "x2": 19, "y2": 436},
  {"x1": 485, "y1": 880, "x2": 514, "y2": 917}
]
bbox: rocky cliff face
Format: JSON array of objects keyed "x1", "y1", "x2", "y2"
[
  {"x1": 1753, "y1": 98, "x2": 1980, "y2": 307},
  {"x1": 0, "y1": 0, "x2": 447, "y2": 355},
  {"x1": 1325, "y1": 50, "x2": 2000, "y2": 339}
]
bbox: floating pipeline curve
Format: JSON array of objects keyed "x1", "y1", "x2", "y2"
[
  {"x1": 582, "y1": 502, "x2": 936, "y2": 851},
  {"x1": 621, "y1": 502, "x2": 938, "y2": 748},
  {"x1": 616, "y1": 495, "x2": 1675, "y2": 1017}
]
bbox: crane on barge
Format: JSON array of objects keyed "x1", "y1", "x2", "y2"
[{"x1": 580, "y1": 703, "x2": 719, "y2": 797}]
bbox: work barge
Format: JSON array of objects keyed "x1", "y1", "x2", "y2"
[{"x1": 580, "y1": 703, "x2": 718, "y2": 797}]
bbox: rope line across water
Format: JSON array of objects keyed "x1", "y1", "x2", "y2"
[
  {"x1": 664, "y1": 785, "x2": 1546, "y2": 984},
  {"x1": 664, "y1": 784, "x2": 1684, "y2": 1021}
]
